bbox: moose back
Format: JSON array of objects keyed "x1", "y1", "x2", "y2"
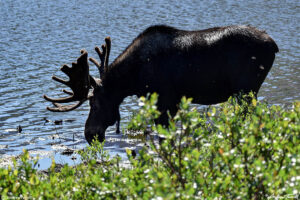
[{"x1": 44, "y1": 25, "x2": 278, "y2": 144}]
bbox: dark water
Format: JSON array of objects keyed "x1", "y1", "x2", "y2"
[{"x1": 0, "y1": 0, "x2": 299, "y2": 168}]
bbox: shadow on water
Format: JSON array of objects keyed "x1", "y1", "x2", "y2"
[{"x1": 0, "y1": 0, "x2": 299, "y2": 169}]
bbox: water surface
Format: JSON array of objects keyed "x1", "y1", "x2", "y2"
[{"x1": 0, "y1": 0, "x2": 299, "y2": 169}]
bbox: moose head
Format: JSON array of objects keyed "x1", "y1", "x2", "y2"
[{"x1": 44, "y1": 37, "x2": 120, "y2": 144}]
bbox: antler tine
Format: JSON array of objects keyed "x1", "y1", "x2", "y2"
[
  {"x1": 43, "y1": 94, "x2": 75, "y2": 103},
  {"x1": 104, "y1": 37, "x2": 111, "y2": 73},
  {"x1": 89, "y1": 45, "x2": 105, "y2": 77},
  {"x1": 62, "y1": 89, "x2": 73, "y2": 95},
  {"x1": 52, "y1": 75, "x2": 69, "y2": 86},
  {"x1": 44, "y1": 49, "x2": 90, "y2": 112},
  {"x1": 89, "y1": 37, "x2": 111, "y2": 79},
  {"x1": 47, "y1": 101, "x2": 85, "y2": 112}
]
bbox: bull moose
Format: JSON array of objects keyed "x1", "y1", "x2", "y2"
[{"x1": 44, "y1": 25, "x2": 278, "y2": 144}]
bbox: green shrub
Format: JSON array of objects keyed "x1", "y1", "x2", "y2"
[
  {"x1": 128, "y1": 93, "x2": 300, "y2": 199},
  {"x1": 0, "y1": 93, "x2": 299, "y2": 199}
]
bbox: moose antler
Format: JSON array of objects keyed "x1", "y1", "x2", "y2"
[
  {"x1": 89, "y1": 37, "x2": 111, "y2": 78},
  {"x1": 43, "y1": 50, "x2": 91, "y2": 112}
]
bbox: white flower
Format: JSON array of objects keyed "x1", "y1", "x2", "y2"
[{"x1": 293, "y1": 190, "x2": 298, "y2": 194}]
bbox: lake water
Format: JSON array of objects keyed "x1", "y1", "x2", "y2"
[{"x1": 0, "y1": 0, "x2": 299, "y2": 169}]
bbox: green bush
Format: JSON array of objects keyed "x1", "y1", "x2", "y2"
[
  {"x1": 129, "y1": 93, "x2": 300, "y2": 199},
  {"x1": 1, "y1": 93, "x2": 299, "y2": 199}
]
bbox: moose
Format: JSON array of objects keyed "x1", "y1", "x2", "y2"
[{"x1": 44, "y1": 25, "x2": 278, "y2": 144}]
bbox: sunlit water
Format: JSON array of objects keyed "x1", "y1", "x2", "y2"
[{"x1": 0, "y1": 0, "x2": 299, "y2": 169}]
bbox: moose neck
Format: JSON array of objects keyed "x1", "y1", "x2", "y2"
[{"x1": 101, "y1": 56, "x2": 139, "y2": 105}]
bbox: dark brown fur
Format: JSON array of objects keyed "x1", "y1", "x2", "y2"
[{"x1": 45, "y1": 25, "x2": 279, "y2": 144}]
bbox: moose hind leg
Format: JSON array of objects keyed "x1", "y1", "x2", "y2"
[
  {"x1": 155, "y1": 98, "x2": 179, "y2": 127},
  {"x1": 155, "y1": 105, "x2": 178, "y2": 143}
]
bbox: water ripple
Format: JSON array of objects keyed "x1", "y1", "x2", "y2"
[{"x1": 0, "y1": 0, "x2": 299, "y2": 167}]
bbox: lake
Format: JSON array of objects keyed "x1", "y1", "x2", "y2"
[{"x1": 0, "y1": 0, "x2": 299, "y2": 169}]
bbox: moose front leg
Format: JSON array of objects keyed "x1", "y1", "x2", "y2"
[
  {"x1": 116, "y1": 107, "x2": 120, "y2": 134},
  {"x1": 116, "y1": 117, "x2": 120, "y2": 134}
]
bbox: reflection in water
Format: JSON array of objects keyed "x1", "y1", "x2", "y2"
[{"x1": 0, "y1": 0, "x2": 299, "y2": 168}]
